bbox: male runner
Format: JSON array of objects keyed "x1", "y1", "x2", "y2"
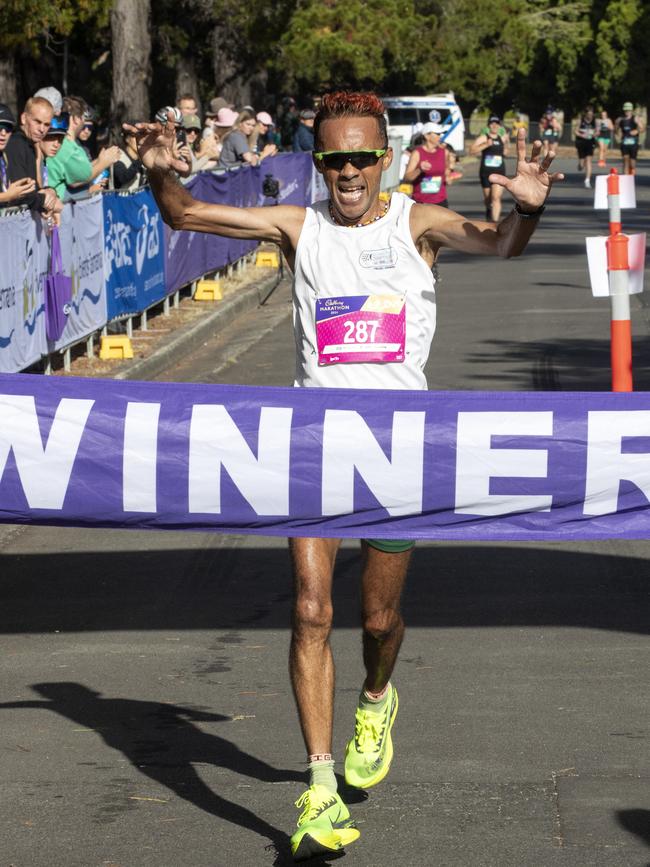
[{"x1": 128, "y1": 91, "x2": 563, "y2": 861}]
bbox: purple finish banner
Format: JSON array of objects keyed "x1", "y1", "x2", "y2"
[
  {"x1": 165, "y1": 153, "x2": 312, "y2": 294},
  {"x1": 2, "y1": 374, "x2": 650, "y2": 541}
]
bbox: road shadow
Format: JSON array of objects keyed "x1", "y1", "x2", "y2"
[
  {"x1": 456, "y1": 336, "x2": 650, "y2": 390},
  {"x1": 0, "y1": 542, "x2": 647, "y2": 636},
  {"x1": 616, "y1": 809, "x2": 650, "y2": 862},
  {"x1": 0, "y1": 682, "x2": 310, "y2": 865}
]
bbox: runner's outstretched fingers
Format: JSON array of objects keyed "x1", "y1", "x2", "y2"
[
  {"x1": 122, "y1": 120, "x2": 189, "y2": 175},
  {"x1": 488, "y1": 127, "x2": 564, "y2": 213}
]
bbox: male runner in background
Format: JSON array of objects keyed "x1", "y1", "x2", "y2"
[{"x1": 128, "y1": 91, "x2": 562, "y2": 861}]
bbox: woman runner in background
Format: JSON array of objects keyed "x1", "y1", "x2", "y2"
[
  {"x1": 596, "y1": 109, "x2": 613, "y2": 167},
  {"x1": 470, "y1": 114, "x2": 510, "y2": 221},
  {"x1": 402, "y1": 121, "x2": 451, "y2": 208}
]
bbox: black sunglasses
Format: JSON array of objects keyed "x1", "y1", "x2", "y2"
[
  {"x1": 0, "y1": 123, "x2": 14, "y2": 133},
  {"x1": 313, "y1": 149, "x2": 387, "y2": 171}
]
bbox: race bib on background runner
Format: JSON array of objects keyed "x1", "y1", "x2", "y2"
[
  {"x1": 484, "y1": 154, "x2": 503, "y2": 168},
  {"x1": 623, "y1": 136, "x2": 637, "y2": 146},
  {"x1": 420, "y1": 176, "x2": 442, "y2": 194},
  {"x1": 316, "y1": 295, "x2": 406, "y2": 365}
]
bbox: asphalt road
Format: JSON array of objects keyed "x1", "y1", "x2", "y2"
[{"x1": 1, "y1": 156, "x2": 649, "y2": 867}]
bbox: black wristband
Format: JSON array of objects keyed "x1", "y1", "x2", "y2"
[{"x1": 514, "y1": 203, "x2": 545, "y2": 218}]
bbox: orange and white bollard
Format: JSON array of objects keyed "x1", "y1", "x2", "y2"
[{"x1": 606, "y1": 169, "x2": 633, "y2": 392}]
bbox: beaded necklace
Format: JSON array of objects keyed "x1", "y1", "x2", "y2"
[{"x1": 328, "y1": 198, "x2": 389, "y2": 228}]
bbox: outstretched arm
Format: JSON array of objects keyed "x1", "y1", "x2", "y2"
[
  {"x1": 126, "y1": 122, "x2": 305, "y2": 254},
  {"x1": 411, "y1": 128, "x2": 564, "y2": 259}
]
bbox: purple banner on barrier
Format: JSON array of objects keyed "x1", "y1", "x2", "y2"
[
  {"x1": 164, "y1": 153, "x2": 312, "y2": 294},
  {"x1": 2, "y1": 374, "x2": 650, "y2": 541}
]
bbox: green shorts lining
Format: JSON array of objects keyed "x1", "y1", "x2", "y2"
[{"x1": 365, "y1": 538, "x2": 416, "y2": 553}]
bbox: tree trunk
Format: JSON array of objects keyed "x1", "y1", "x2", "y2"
[
  {"x1": 0, "y1": 53, "x2": 18, "y2": 115},
  {"x1": 176, "y1": 57, "x2": 201, "y2": 115},
  {"x1": 111, "y1": 0, "x2": 151, "y2": 132}
]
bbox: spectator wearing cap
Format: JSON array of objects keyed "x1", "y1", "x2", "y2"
[
  {"x1": 0, "y1": 103, "x2": 37, "y2": 209},
  {"x1": 78, "y1": 112, "x2": 97, "y2": 160},
  {"x1": 218, "y1": 109, "x2": 277, "y2": 169},
  {"x1": 34, "y1": 86, "x2": 63, "y2": 116},
  {"x1": 292, "y1": 109, "x2": 315, "y2": 152},
  {"x1": 3, "y1": 96, "x2": 59, "y2": 215},
  {"x1": 470, "y1": 114, "x2": 510, "y2": 220},
  {"x1": 403, "y1": 121, "x2": 451, "y2": 208},
  {"x1": 36, "y1": 116, "x2": 67, "y2": 187},
  {"x1": 182, "y1": 114, "x2": 219, "y2": 172},
  {"x1": 253, "y1": 111, "x2": 278, "y2": 153},
  {"x1": 114, "y1": 129, "x2": 146, "y2": 191},
  {"x1": 47, "y1": 97, "x2": 120, "y2": 199},
  {"x1": 616, "y1": 101, "x2": 643, "y2": 176}
]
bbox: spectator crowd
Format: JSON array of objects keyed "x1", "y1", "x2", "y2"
[
  {"x1": 0, "y1": 86, "x2": 318, "y2": 219},
  {"x1": 0, "y1": 84, "x2": 645, "y2": 223}
]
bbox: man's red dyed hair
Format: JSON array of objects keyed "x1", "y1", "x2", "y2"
[{"x1": 314, "y1": 91, "x2": 388, "y2": 149}]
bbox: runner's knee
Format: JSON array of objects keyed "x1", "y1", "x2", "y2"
[
  {"x1": 293, "y1": 591, "x2": 334, "y2": 637},
  {"x1": 363, "y1": 606, "x2": 402, "y2": 641}
]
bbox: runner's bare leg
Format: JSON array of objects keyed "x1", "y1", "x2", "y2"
[
  {"x1": 359, "y1": 543, "x2": 411, "y2": 692},
  {"x1": 289, "y1": 537, "x2": 340, "y2": 754}
]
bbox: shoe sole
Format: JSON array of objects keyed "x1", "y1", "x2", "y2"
[
  {"x1": 344, "y1": 690, "x2": 399, "y2": 789},
  {"x1": 292, "y1": 827, "x2": 360, "y2": 861}
]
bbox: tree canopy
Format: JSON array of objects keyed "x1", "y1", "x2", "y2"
[{"x1": 0, "y1": 0, "x2": 647, "y2": 120}]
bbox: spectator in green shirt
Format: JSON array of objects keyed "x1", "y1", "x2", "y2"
[{"x1": 47, "y1": 96, "x2": 119, "y2": 199}]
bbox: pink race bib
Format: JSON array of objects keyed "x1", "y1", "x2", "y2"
[{"x1": 316, "y1": 295, "x2": 406, "y2": 365}]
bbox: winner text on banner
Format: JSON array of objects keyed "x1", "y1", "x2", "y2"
[{"x1": 2, "y1": 374, "x2": 650, "y2": 541}]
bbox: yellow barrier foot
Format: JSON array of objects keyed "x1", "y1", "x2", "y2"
[
  {"x1": 256, "y1": 250, "x2": 279, "y2": 268},
  {"x1": 194, "y1": 279, "x2": 223, "y2": 301},
  {"x1": 99, "y1": 335, "x2": 134, "y2": 360}
]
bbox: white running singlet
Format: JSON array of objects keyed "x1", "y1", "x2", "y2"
[{"x1": 292, "y1": 192, "x2": 436, "y2": 390}]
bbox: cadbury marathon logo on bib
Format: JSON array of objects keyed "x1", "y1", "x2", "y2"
[{"x1": 359, "y1": 247, "x2": 398, "y2": 270}]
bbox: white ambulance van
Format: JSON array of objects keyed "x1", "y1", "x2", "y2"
[{"x1": 383, "y1": 94, "x2": 465, "y2": 153}]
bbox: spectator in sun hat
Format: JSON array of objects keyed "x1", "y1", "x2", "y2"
[
  {"x1": 292, "y1": 108, "x2": 315, "y2": 152},
  {"x1": 0, "y1": 103, "x2": 37, "y2": 208},
  {"x1": 202, "y1": 96, "x2": 230, "y2": 141},
  {"x1": 34, "y1": 86, "x2": 63, "y2": 116}
]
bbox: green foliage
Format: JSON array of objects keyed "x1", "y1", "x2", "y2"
[
  {"x1": 278, "y1": 0, "x2": 430, "y2": 90},
  {"x1": 427, "y1": 0, "x2": 535, "y2": 105},
  {"x1": 2, "y1": 0, "x2": 648, "y2": 120},
  {"x1": 0, "y1": 0, "x2": 111, "y2": 52},
  {"x1": 593, "y1": 0, "x2": 642, "y2": 98}
]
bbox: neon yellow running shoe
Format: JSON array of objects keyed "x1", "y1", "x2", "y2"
[
  {"x1": 290, "y1": 784, "x2": 360, "y2": 861},
  {"x1": 344, "y1": 684, "x2": 399, "y2": 789}
]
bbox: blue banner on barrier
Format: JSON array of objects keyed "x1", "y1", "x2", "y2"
[
  {"x1": 104, "y1": 189, "x2": 166, "y2": 319},
  {"x1": 0, "y1": 212, "x2": 49, "y2": 373},
  {"x1": 165, "y1": 154, "x2": 313, "y2": 294},
  {"x1": 165, "y1": 169, "x2": 258, "y2": 294},
  {"x1": 2, "y1": 374, "x2": 650, "y2": 541}
]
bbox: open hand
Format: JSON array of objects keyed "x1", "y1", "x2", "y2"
[
  {"x1": 122, "y1": 121, "x2": 190, "y2": 174},
  {"x1": 5, "y1": 177, "x2": 35, "y2": 198},
  {"x1": 488, "y1": 128, "x2": 564, "y2": 211}
]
